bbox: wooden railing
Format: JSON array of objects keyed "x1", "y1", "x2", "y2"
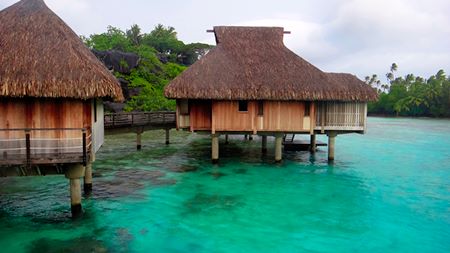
[
  {"x1": 0, "y1": 128, "x2": 91, "y2": 166},
  {"x1": 315, "y1": 102, "x2": 367, "y2": 131},
  {"x1": 104, "y1": 111, "x2": 176, "y2": 129}
]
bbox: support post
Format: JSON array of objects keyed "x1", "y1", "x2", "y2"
[
  {"x1": 65, "y1": 164, "x2": 85, "y2": 218},
  {"x1": 244, "y1": 134, "x2": 248, "y2": 140},
  {"x1": 275, "y1": 134, "x2": 283, "y2": 162},
  {"x1": 165, "y1": 129, "x2": 170, "y2": 145},
  {"x1": 310, "y1": 134, "x2": 316, "y2": 153},
  {"x1": 70, "y1": 179, "x2": 82, "y2": 217},
  {"x1": 327, "y1": 132, "x2": 337, "y2": 161},
  {"x1": 225, "y1": 134, "x2": 229, "y2": 144},
  {"x1": 261, "y1": 136, "x2": 267, "y2": 154},
  {"x1": 249, "y1": 135, "x2": 253, "y2": 141},
  {"x1": 136, "y1": 131, "x2": 142, "y2": 150},
  {"x1": 25, "y1": 130, "x2": 31, "y2": 168},
  {"x1": 82, "y1": 129, "x2": 87, "y2": 166},
  {"x1": 212, "y1": 134, "x2": 219, "y2": 164},
  {"x1": 84, "y1": 163, "x2": 93, "y2": 195}
]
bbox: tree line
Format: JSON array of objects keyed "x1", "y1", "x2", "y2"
[
  {"x1": 366, "y1": 64, "x2": 450, "y2": 117},
  {"x1": 82, "y1": 25, "x2": 449, "y2": 117},
  {"x1": 81, "y1": 24, "x2": 211, "y2": 111}
]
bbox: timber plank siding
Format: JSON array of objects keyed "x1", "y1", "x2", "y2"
[
  {"x1": 0, "y1": 98, "x2": 93, "y2": 167},
  {"x1": 178, "y1": 99, "x2": 368, "y2": 134}
]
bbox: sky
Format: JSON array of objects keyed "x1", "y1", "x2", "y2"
[{"x1": 1, "y1": 0, "x2": 450, "y2": 81}]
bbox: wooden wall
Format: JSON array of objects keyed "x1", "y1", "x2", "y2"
[
  {"x1": 0, "y1": 98, "x2": 92, "y2": 156},
  {"x1": 189, "y1": 100, "x2": 211, "y2": 131},
  {"x1": 186, "y1": 100, "x2": 312, "y2": 133},
  {"x1": 212, "y1": 101, "x2": 255, "y2": 132},
  {"x1": 92, "y1": 99, "x2": 104, "y2": 153},
  {"x1": 260, "y1": 101, "x2": 306, "y2": 132}
]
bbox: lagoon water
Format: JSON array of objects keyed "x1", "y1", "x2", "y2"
[{"x1": 0, "y1": 117, "x2": 449, "y2": 252}]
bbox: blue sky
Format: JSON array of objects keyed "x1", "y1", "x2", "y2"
[{"x1": 1, "y1": 0, "x2": 449, "y2": 81}]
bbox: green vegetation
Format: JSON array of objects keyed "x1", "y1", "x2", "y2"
[
  {"x1": 367, "y1": 64, "x2": 450, "y2": 117},
  {"x1": 82, "y1": 25, "x2": 448, "y2": 118},
  {"x1": 81, "y1": 24, "x2": 211, "y2": 111}
]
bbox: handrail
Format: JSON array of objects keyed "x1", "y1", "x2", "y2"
[
  {"x1": 104, "y1": 111, "x2": 176, "y2": 129},
  {"x1": 0, "y1": 127, "x2": 91, "y2": 166},
  {"x1": 0, "y1": 128, "x2": 87, "y2": 131},
  {"x1": 104, "y1": 111, "x2": 175, "y2": 115}
]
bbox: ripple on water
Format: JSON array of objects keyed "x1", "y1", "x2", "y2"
[
  {"x1": 28, "y1": 236, "x2": 108, "y2": 253},
  {"x1": 0, "y1": 118, "x2": 450, "y2": 253},
  {"x1": 92, "y1": 168, "x2": 176, "y2": 200}
]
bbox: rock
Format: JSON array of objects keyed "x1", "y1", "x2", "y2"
[
  {"x1": 157, "y1": 53, "x2": 169, "y2": 64},
  {"x1": 92, "y1": 49, "x2": 140, "y2": 74},
  {"x1": 104, "y1": 102, "x2": 125, "y2": 113}
]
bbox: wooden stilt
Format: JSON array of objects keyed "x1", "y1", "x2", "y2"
[
  {"x1": 249, "y1": 135, "x2": 253, "y2": 141},
  {"x1": 212, "y1": 134, "x2": 219, "y2": 164},
  {"x1": 225, "y1": 134, "x2": 229, "y2": 144},
  {"x1": 310, "y1": 134, "x2": 316, "y2": 153},
  {"x1": 261, "y1": 136, "x2": 267, "y2": 153},
  {"x1": 327, "y1": 132, "x2": 337, "y2": 161},
  {"x1": 165, "y1": 129, "x2": 170, "y2": 145},
  {"x1": 136, "y1": 131, "x2": 142, "y2": 150},
  {"x1": 275, "y1": 134, "x2": 283, "y2": 162}
]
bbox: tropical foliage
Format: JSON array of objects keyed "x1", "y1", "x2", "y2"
[
  {"x1": 367, "y1": 63, "x2": 450, "y2": 117},
  {"x1": 81, "y1": 24, "x2": 212, "y2": 111}
]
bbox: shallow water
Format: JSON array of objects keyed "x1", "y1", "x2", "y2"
[{"x1": 0, "y1": 117, "x2": 449, "y2": 253}]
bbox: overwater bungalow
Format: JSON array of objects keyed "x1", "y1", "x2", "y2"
[
  {"x1": 0, "y1": 0, "x2": 123, "y2": 217},
  {"x1": 165, "y1": 26, "x2": 378, "y2": 163}
]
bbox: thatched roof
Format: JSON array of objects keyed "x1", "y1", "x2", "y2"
[
  {"x1": 0, "y1": 0, "x2": 124, "y2": 102},
  {"x1": 165, "y1": 26, "x2": 377, "y2": 102}
]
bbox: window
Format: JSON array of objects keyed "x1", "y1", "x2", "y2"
[
  {"x1": 93, "y1": 99, "x2": 97, "y2": 122},
  {"x1": 258, "y1": 101, "x2": 264, "y2": 116},
  {"x1": 238, "y1": 101, "x2": 248, "y2": 112},
  {"x1": 304, "y1": 102, "x2": 310, "y2": 117},
  {"x1": 179, "y1": 99, "x2": 189, "y2": 115}
]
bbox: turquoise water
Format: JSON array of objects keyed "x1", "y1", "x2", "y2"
[{"x1": 0, "y1": 117, "x2": 449, "y2": 252}]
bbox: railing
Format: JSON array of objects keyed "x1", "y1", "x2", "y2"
[
  {"x1": 104, "y1": 111, "x2": 176, "y2": 129},
  {"x1": 315, "y1": 102, "x2": 366, "y2": 131},
  {"x1": 0, "y1": 128, "x2": 91, "y2": 166}
]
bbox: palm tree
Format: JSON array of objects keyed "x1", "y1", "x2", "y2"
[{"x1": 126, "y1": 24, "x2": 142, "y2": 46}]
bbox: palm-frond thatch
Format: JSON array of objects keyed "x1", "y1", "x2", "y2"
[
  {"x1": 0, "y1": 0, "x2": 124, "y2": 102},
  {"x1": 165, "y1": 26, "x2": 378, "y2": 102}
]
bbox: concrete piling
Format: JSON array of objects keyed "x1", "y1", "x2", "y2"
[
  {"x1": 65, "y1": 164, "x2": 85, "y2": 218},
  {"x1": 275, "y1": 134, "x2": 283, "y2": 162},
  {"x1": 212, "y1": 134, "x2": 219, "y2": 164},
  {"x1": 327, "y1": 132, "x2": 337, "y2": 161},
  {"x1": 83, "y1": 162, "x2": 92, "y2": 195}
]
